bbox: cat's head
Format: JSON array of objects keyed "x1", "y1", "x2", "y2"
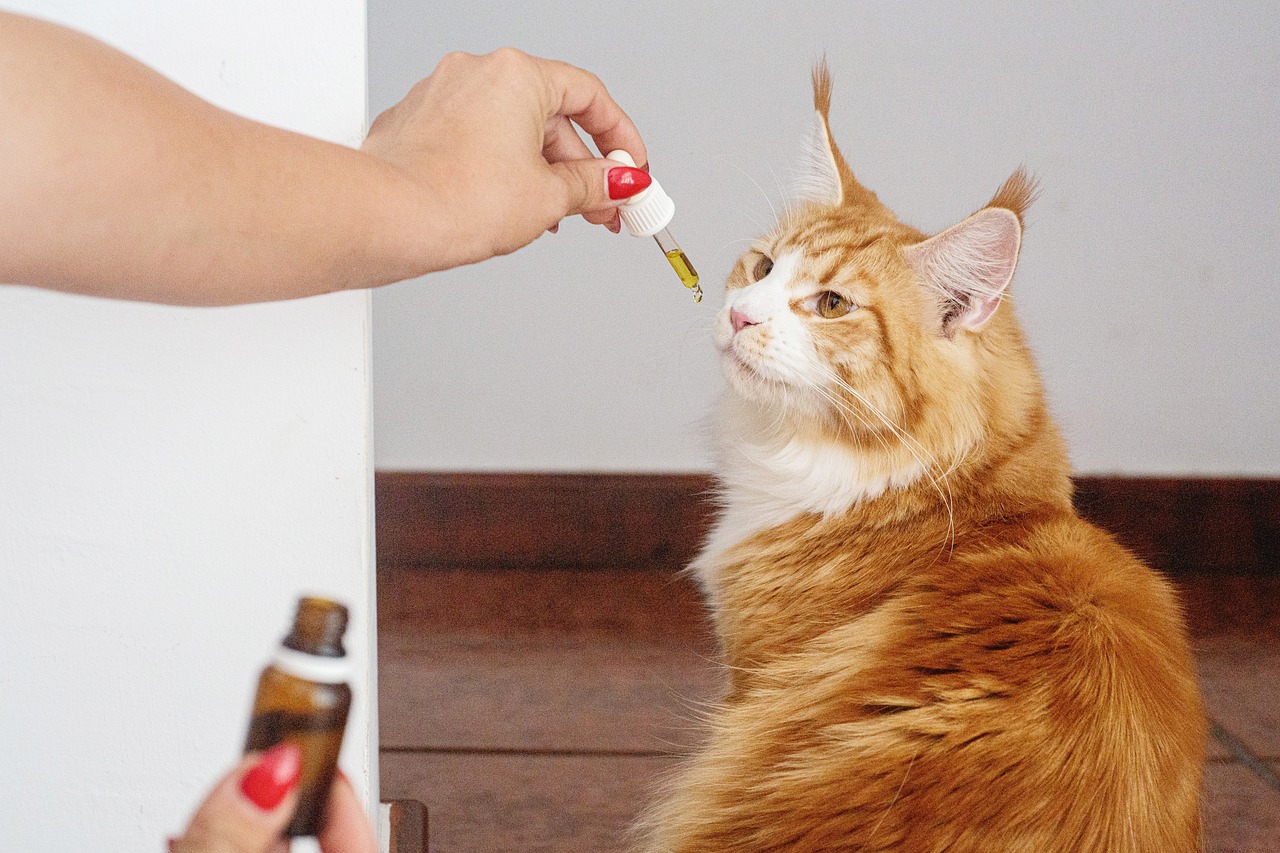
[{"x1": 714, "y1": 63, "x2": 1042, "y2": 490}]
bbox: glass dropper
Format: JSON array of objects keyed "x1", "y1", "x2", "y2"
[{"x1": 606, "y1": 150, "x2": 701, "y2": 302}]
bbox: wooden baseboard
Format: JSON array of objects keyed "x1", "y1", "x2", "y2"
[
  {"x1": 382, "y1": 799, "x2": 427, "y2": 853},
  {"x1": 375, "y1": 472, "x2": 712, "y2": 572},
  {"x1": 375, "y1": 472, "x2": 1280, "y2": 575}
]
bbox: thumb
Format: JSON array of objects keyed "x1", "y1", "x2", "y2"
[
  {"x1": 548, "y1": 157, "x2": 651, "y2": 219},
  {"x1": 317, "y1": 771, "x2": 377, "y2": 853},
  {"x1": 173, "y1": 744, "x2": 301, "y2": 853}
]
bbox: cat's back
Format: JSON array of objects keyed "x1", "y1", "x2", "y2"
[
  {"x1": 899, "y1": 509, "x2": 1205, "y2": 744},
  {"x1": 903, "y1": 509, "x2": 1199, "y2": 693},
  {"x1": 663, "y1": 508, "x2": 1206, "y2": 853},
  {"x1": 872, "y1": 511, "x2": 1207, "y2": 850}
]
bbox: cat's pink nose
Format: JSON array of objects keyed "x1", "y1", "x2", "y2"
[{"x1": 730, "y1": 308, "x2": 758, "y2": 334}]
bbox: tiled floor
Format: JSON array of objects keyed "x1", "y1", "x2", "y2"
[{"x1": 378, "y1": 568, "x2": 1280, "y2": 852}]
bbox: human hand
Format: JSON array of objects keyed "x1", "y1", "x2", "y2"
[
  {"x1": 2, "y1": 16, "x2": 642, "y2": 301},
  {"x1": 170, "y1": 744, "x2": 376, "y2": 853},
  {"x1": 362, "y1": 48, "x2": 651, "y2": 272}
]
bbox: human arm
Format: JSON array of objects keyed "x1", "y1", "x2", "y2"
[{"x1": 0, "y1": 12, "x2": 647, "y2": 305}]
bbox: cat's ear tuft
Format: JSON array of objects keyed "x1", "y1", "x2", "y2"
[
  {"x1": 903, "y1": 207, "x2": 1022, "y2": 334},
  {"x1": 986, "y1": 167, "x2": 1039, "y2": 226},
  {"x1": 793, "y1": 60, "x2": 889, "y2": 214}
]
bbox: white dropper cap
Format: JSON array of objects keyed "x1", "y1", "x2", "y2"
[{"x1": 606, "y1": 149, "x2": 675, "y2": 238}]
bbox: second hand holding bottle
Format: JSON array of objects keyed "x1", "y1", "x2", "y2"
[
  {"x1": 244, "y1": 596, "x2": 352, "y2": 838},
  {"x1": 606, "y1": 150, "x2": 702, "y2": 303}
]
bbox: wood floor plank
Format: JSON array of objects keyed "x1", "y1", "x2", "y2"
[
  {"x1": 1178, "y1": 575, "x2": 1280, "y2": 760},
  {"x1": 378, "y1": 566, "x2": 722, "y2": 753},
  {"x1": 1202, "y1": 763, "x2": 1280, "y2": 852},
  {"x1": 380, "y1": 639, "x2": 718, "y2": 753},
  {"x1": 1198, "y1": 636, "x2": 1280, "y2": 760},
  {"x1": 381, "y1": 751, "x2": 676, "y2": 853}
]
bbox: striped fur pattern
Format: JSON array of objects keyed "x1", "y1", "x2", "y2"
[{"x1": 636, "y1": 64, "x2": 1205, "y2": 852}]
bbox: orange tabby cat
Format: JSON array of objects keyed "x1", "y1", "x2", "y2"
[{"x1": 638, "y1": 64, "x2": 1205, "y2": 852}]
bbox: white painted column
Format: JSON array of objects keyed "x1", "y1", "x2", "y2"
[{"x1": 0, "y1": 2, "x2": 377, "y2": 850}]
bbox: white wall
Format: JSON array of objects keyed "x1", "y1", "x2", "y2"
[
  {"x1": 0, "y1": 2, "x2": 376, "y2": 851},
  {"x1": 370, "y1": 1, "x2": 1279, "y2": 476}
]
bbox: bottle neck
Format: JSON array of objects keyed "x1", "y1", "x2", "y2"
[
  {"x1": 270, "y1": 644, "x2": 352, "y2": 684},
  {"x1": 282, "y1": 596, "x2": 349, "y2": 658}
]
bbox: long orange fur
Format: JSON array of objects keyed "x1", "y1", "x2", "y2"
[{"x1": 636, "y1": 64, "x2": 1205, "y2": 852}]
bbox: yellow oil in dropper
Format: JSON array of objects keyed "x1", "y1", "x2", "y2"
[{"x1": 655, "y1": 227, "x2": 702, "y2": 302}]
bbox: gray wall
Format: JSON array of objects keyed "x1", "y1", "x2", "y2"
[{"x1": 370, "y1": 1, "x2": 1279, "y2": 476}]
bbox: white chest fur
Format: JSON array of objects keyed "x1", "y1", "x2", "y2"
[{"x1": 689, "y1": 400, "x2": 924, "y2": 606}]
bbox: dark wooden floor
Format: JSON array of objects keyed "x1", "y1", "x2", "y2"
[{"x1": 378, "y1": 567, "x2": 1280, "y2": 852}]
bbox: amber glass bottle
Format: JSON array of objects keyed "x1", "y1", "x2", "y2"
[{"x1": 244, "y1": 596, "x2": 352, "y2": 837}]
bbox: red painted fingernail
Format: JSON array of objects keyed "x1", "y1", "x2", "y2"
[
  {"x1": 607, "y1": 167, "x2": 651, "y2": 200},
  {"x1": 167, "y1": 838, "x2": 178, "y2": 853},
  {"x1": 239, "y1": 743, "x2": 302, "y2": 811},
  {"x1": 607, "y1": 215, "x2": 622, "y2": 234},
  {"x1": 548, "y1": 222, "x2": 560, "y2": 234}
]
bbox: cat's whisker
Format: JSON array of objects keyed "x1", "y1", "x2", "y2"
[
  {"x1": 717, "y1": 237, "x2": 758, "y2": 254},
  {"x1": 788, "y1": 377, "x2": 962, "y2": 558},
  {"x1": 766, "y1": 163, "x2": 796, "y2": 222},
  {"x1": 815, "y1": 366, "x2": 957, "y2": 553},
  {"x1": 798, "y1": 377, "x2": 896, "y2": 460},
  {"x1": 820, "y1": 373, "x2": 936, "y2": 475},
  {"x1": 724, "y1": 159, "x2": 782, "y2": 231},
  {"x1": 804, "y1": 378, "x2": 892, "y2": 450},
  {"x1": 730, "y1": 366, "x2": 801, "y2": 439},
  {"x1": 742, "y1": 212, "x2": 776, "y2": 237},
  {"x1": 736, "y1": 357, "x2": 924, "y2": 509}
]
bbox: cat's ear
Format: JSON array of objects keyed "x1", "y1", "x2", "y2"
[
  {"x1": 793, "y1": 60, "x2": 884, "y2": 212},
  {"x1": 904, "y1": 168, "x2": 1037, "y2": 334},
  {"x1": 795, "y1": 101, "x2": 844, "y2": 207},
  {"x1": 903, "y1": 206, "x2": 1022, "y2": 334}
]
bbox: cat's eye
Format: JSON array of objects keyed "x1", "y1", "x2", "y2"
[
  {"x1": 751, "y1": 255, "x2": 774, "y2": 281},
  {"x1": 815, "y1": 291, "x2": 853, "y2": 319}
]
